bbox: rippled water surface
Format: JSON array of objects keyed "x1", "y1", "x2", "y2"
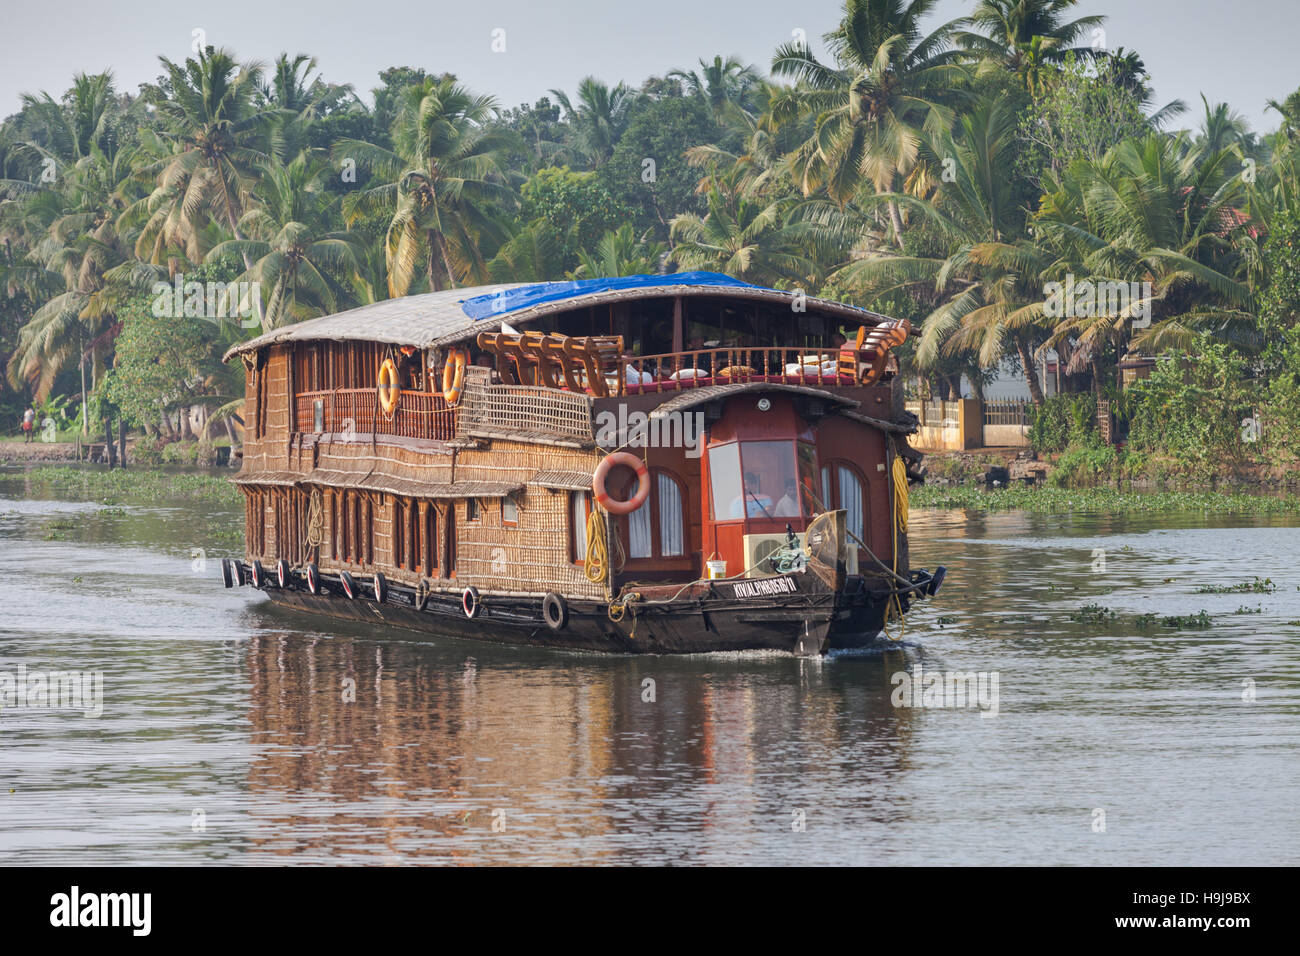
[{"x1": 1, "y1": 466, "x2": 1297, "y2": 864}]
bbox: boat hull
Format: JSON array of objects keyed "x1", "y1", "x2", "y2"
[{"x1": 236, "y1": 562, "x2": 920, "y2": 655}]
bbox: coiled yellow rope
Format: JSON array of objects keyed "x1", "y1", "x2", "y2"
[{"x1": 583, "y1": 504, "x2": 632, "y2": 621}]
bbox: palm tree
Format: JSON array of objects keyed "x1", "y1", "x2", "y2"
[
  {"x1": 1266, "y1": 88, "x2": 1300, "y2": 144},
  {"x1": 1035, "y1": 133, "x2": 1256, "y2": 375},
  {"x1": 955, "y1": 0, "x2": 1105, "y2": 68},
  {"x1": 669, "y1": 57, "x2": 760, "y2": 121},
  {"x1": 769, "y1": 0, "x2": 967, "y2": 246},
  {"x1": 335, "y1": 76, "x2": 518, "y2": 295},
  {"x1": 833, "y1": 97, "x2": 1053, "y2": 401},
  {"x1": 574, "y1": 224, "x2": 667, "y2": 278},
  {"x1": 670, "y1": 186, "x2": 815, "y2": 287},
  {"x1": 208, "y1": 152, "x2": 363, "y2": 331},
  {"x1": 5, "y1": 147, "x2": 139, "y2": 404},
  {"x1": 135, "y1": 48, "x2": 272, "y2": 252},
  {"x1": 258, "y1": 54, "x2": 357, "y2": 160},
  {"x1": 17, "y1": 72, "x2": 118, "y2": 166},
  {"x1": 549, "y1": 78, "x2": 634, "y2": 167},
  {"x1": 1197, "y1": 94, "x2": 1251, "y2": 155}
]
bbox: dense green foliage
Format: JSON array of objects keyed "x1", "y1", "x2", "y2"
[{"x1": 0, "y1": 0, "x2": 1297, "y2": 472}]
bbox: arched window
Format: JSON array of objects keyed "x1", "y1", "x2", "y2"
[
  {"x1": 625, "y1": 468, "x2": 686, "y2": 561},
  {"x1": 820, "y1": 461, "x2": 866, "y2": 542}
]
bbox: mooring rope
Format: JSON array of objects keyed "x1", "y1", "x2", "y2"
[
  {"x1": 883, "y1": 452, "x2": 909, "y2": 641},
  {"x1": 305, "y1": 488, "x2": 324, "y2": 549}
]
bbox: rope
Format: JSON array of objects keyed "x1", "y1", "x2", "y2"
[
  {"x1": 305, "y1": 488, "x2": 324, "y2": 549},
  {"x1": 883, "y1": 452, "x2": 909, "y2": 641}
]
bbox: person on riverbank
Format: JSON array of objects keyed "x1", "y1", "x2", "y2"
[{"x1": 21, "y1": 406, "x2": 34, "y2": 443}]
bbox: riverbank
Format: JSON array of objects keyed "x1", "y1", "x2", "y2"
[
  {"x1": 0, "y1": 441, "x2": 91, "y2": 462},
  {"x1": 3, "y1": 463, "x2": 242, "y2": 506}
]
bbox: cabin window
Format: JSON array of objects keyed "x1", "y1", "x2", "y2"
[
  {"x1": 423, "y1": 504, "x2": 438, "y2": 575},
  {"x1": 628, "y1": 495, "x2": 652, "y2": 558},
  {"x1": 611, "y1": 469, "x2": 686, "y2": 562},
  {"x1": 393, "y1": 498, "x2": 406, "y2": 569},
  {"x1": 570, "y1": 491, "x2": 590, "y2": 562},
  {"x1": 502, "y1": 496, "x2": 518, "y2": 527},
  {"x1": 465, "y1": 498, "x2": 480, "y2": 522},
  {"x1": 820, "y1": 463, "x2": 866, "y2": 542},
  {"x1": 656, "y1": 471, "x2": 685, "y2": 556}
]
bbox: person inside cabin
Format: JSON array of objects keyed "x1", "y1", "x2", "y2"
[
  {"x1": 730, "y1": 471, "x2": 774, "y2": 519},
  {"x1": 21, "y1": 405, "x2": 35, "y2": 443},
  {"x1": 773, "y1": 479, "x2": 800, "y2": 517}
]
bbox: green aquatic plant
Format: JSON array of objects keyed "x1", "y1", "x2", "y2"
[
  {"x1": 1161, "y1": 611, "x2": 1214, "y2": 629},
  {"x1": 1195, "y1": 577, "x2": 1278, "y2": 594},
  {"x1": 16, "y1": 466, "x2": 242, "y2": 506},
  {"x1": 1069, "y1": 603, "x2": 1117, "y2": 625},
  {"x1": 911, "y1": 484, "x2": 1300, "y2": 514}
]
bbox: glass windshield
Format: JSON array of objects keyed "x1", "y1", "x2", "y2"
[
  {"x1": 712, "y1": 440, "x2": 820, "y2": 520},
  {"x1": 709, "y1": 443, "x2": 742, "y2": 520},
  {"x1": 796, "y1": 442, "x2": 820, "y2": 514}
]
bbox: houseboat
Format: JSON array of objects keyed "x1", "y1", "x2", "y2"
[{"x1": 221, "y1": 272, "x2": 945, "y2": 655}]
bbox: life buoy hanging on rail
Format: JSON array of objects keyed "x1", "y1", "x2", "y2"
[
  {"x1": 377, "y1": 358, "x2": 401, "y2": 415},
  {"x1": 592, "y1": 452, "x2": 650, "y2": 516},
  {"x1": 442, "y1": 348, "x2": 467, "y2": 405}
]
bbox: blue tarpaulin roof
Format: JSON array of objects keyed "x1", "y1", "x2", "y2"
[{"x1": 459, "y1": 272, "x2": 759, "y2": 320}]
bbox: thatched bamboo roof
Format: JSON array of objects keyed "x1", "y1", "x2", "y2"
[{"x1": 223, "y1": 274, "x2": 894, "y2": 361}]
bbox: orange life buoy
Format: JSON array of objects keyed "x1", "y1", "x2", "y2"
[
  {"x1": 592, "y1": 452, "x2": 650, "y2": 515},
  {"x1": 377, "y1": 358, "x2": 400, "y2": 415},
  {"x1": 442, "y1": 348, "x2": 467, "y2": 404}
]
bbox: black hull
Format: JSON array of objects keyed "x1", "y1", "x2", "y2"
[{"x1": 234, "y1": 562, "x2": 922, "y2": 655}]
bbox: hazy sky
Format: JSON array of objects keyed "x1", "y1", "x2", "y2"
[{"x1": 1, "y1": 0, "x2": 1294, "y2": 133}]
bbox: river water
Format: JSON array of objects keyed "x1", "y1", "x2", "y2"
[{"x1": 1, "y1": 466, "x2": 1297, "y2": 865}]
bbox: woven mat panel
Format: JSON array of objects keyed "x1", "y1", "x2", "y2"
[{"x1": 459, "y1": 381, "x2": 595, "y2": 444}]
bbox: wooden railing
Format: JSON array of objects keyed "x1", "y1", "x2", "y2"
[
  {"x1": 619, "y1": 347, "x2": 858, "y2": 394},
  {"x1": 295, "y1": 388, "x2": 458, "y2": 441}
]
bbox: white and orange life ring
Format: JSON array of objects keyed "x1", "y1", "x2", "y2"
[
  {"x1": 442, "y1": 348, "x2": 467, "y2": 404},
  {"x1": 592, "y1": 452, "x2": 649, "y2": 515},
  {"x1": 377, "y1": 358, "x2": 401, "y2": 415}
]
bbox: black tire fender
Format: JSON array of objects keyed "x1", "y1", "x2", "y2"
[
  {"x1": 373, "y1": 571, "x2": 388, "y2": 604},
  {"x1": 542, "y1": 592, "x2": 569, "y2": 631},
  {"x1": 306, "y1": 563, "x2": 321, "y2": 595},
  {"x1": 340, "y1": 570, "x2": 357, "y2": 600}
]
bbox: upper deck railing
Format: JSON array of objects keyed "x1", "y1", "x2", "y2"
[
  {"x1": 616, "y1": 346, "x2": 864, "y2": 395},
  {"x1": 295, "y1": 388, "x2": 458, "y2": 442}
]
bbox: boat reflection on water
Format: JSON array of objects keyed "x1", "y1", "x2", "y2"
[{"x1": 240, "y1": 625, "x2": 919, "y2": 863}]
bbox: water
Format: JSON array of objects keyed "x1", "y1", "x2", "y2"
[{"x1": 1, "y1": 467, "x2": 1297, "y2": 865}]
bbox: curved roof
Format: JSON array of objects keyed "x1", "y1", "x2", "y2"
[{"x1": 222, "y1": 272, "x2": 894, "y2": 361}]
